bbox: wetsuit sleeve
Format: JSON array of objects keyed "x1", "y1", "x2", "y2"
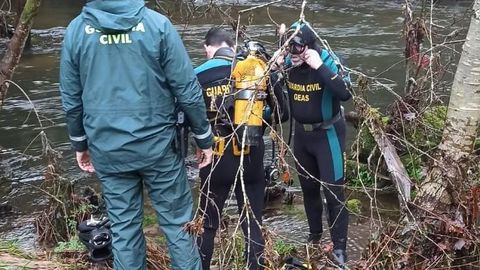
[
  {"x1": 160, "y1": 19, "x2": 213, "y2": 149},
  {"x1": 268, "y1": 72, "x2": 289, "y2": 123},
  {"x1": 59, "y1": 25, "x2": 87, "y2": 152},
  {"x1": 316, "y1": 50, "x2": 352, "y2": 102}
]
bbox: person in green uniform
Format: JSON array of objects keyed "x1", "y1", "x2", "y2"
[{"x1": 59, "y1": 1, "x2": 213, "y2": 269}]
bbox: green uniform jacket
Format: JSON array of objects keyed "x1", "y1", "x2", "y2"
[{"x1": 60, "y1": 0, "x2": 213, "y2": 173}]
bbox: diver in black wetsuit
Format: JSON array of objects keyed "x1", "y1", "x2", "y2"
[
  {"x1": 272, "y1": 22, "x2": 351, "y2": 267},
  {"x1": 194, "y1": 27, "x2": 287, "y2": 270}
]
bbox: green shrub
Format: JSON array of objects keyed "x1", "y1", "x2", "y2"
[
  {"x1": 401, "y1": 154, "x2": 424, "y2": 183},
  {"x1": 346, "y1": 160, "x2": 374, "y2": 188},
  {"x1": 407, "y1": 106, "x2": 447, "y2": 150},
  {"x1": 273, "y1": 239, "x2": 296, "y2": 258},
  {"x1": 346, "y1": 199, "x2": 362, "y2": 214},
  {"x1": 144, "y1": 214, "x2": 158, "y2": 227},
  {"x1": 53, "y1": 237, "x2": 85, "y2": 253}
]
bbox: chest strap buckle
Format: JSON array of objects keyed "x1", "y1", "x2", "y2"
[
  {"x1": 213, "y1": 136, "x2": 225, "y2": 156},
  {"x1": 232, "y1": 136, "x2": 250, "y2": 156}
]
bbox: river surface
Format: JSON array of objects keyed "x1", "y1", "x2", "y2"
[{"x1": 0, "y1": 0, "x2": 472, "y2": 265}]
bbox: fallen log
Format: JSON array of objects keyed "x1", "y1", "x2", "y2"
[{"x1": 353, "y1": 76, "x2": 412, "y2": 211}]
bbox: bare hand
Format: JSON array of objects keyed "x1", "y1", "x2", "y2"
[
  {"x1": 278, "y1": 23, "x2": 287, "y2": 36},
  {"x1": 303, "y1": 49, "x2": 323, "y2": 70},
  {"x1": 76, "y1": 151, "x2": 95, "y2": 173},
  {"x1": 196, "y1": 147, "x2": 213, "y2": 169},
  {"x1": 271, "y1": 49, "x2": 286, "y2": 70}
]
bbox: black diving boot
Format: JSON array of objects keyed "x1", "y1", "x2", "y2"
[
  {"x1": 332, "y1": 249, "x2": 347, "y2": 269},
  {"x1": 307, "y1": 233, "x2": 322, "y2": 245}
]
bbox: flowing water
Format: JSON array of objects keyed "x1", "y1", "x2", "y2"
[{"x1": 0, "y1": 0, "x2": 472, "y2": 263}]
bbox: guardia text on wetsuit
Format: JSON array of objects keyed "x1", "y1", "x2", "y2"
[{"x1": 195, "y1": 46, "x2": 287, "y2": 270}]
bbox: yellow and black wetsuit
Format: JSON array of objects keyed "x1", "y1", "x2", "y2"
[
  {"x1": 194, "y1": 47, "x2": 287, "y2": 270},
  {"x1": 286, "y1": 47, "x2": 351, "y2": 251}
]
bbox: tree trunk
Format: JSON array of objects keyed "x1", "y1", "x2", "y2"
[
  {"x1": 0, "y1": 0, "x2": 41, "y2": 107},
  {"x1": 359, "y1": 3, "x2": 480, "y2": 268},
  {"x1": 14, "y1": 0, "x2": 32, "y2": 48},
  {"x1": 415, "y1": 0, "x2": 480, "y2": 212},
  {"x1": 439, "y1": 5, "x2": 480, "y2": 159}
]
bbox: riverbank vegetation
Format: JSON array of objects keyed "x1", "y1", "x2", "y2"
[{"x1": 0, "y1": 0, "x2": 479, "y2": 269}]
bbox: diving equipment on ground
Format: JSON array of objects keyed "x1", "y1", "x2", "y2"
[
  {"x1": 281, "y1": 256, "x2": 313, "y2": 270},
  {"x1": 78, "y1": 216, "x2": 112, "y2": 262}
]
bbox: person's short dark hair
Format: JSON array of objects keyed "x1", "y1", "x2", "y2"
[{"x1": 204, "y1": 27, "x2": 234, "y2": 47}]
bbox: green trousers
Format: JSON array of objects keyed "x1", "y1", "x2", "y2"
[{"x1": 96, "y1": 147, "x2": 201, "y2": 270}]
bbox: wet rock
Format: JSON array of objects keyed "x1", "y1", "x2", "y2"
[
  {"x1": 0, "y1": 201, "x2": 13, "y2": 217},
  {"x1": 0, "y1": 176, "x2": 12, "y2": 197},
  {"x1": 265, "y1": 183, "x2": 286, "y2": 203}
]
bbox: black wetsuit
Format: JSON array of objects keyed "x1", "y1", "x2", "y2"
[
  {"x1": 194, "y1": 47, "x2": 287, "y2": 270},
  {"x1": 286, "y1": 48, "x2": 351, "y2": 251}
]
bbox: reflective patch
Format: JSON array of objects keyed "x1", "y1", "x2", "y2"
[
  {"x1": 193, "y1": 125, "x2": 212, "y2": 140},
  {"x1": 70, "y1": 135, "x2": 87, "y2": 142}
]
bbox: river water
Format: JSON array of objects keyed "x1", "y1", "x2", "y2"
[{"x1": 0, "y1": 0, "x2": 472, "y2": 264}]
